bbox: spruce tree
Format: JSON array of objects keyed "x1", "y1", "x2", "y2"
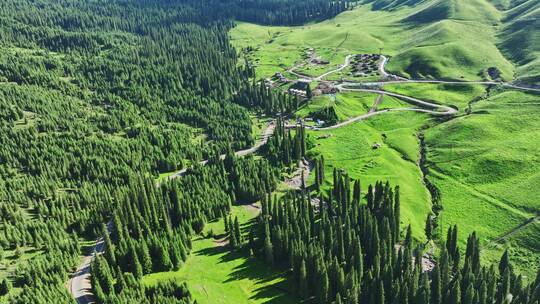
[
  {"x1": 157, "y1": 245, "x2": 173, "y2": 272},
  {"x1": 224, "y1": 215, "x2": 229, "y2": 233},
  {"x1": 431, "y1": 266, "x2": 442, "y2": 304},
  {"x1": 498, "y1": 250, "x2": 510, "y2": 276},
  {"x1": 463, "y1": 283, "x2": 475, "y2": 304},
  {"x1": 0, "y1": 278, "x2": 11, "y2": 296},
  {"x1": 450, "y1": 276, "x2": 461, "y2": 304},
  {"x1": 234, "y1": 216, "x2": 242, "y2": 248},
  {"x1": 425, "y1": 213, "x2": 433, "y2": 240},
  {"x1": 394, "y1": 187, "x2": 401, "y2": 239},
  {"x1": 319, "y1": 269, "x2": 330, "y2": 304},
  {"x1": 306, "y1": 83, "x2": 312, "y2": 99},
  {"x1": 264, "y1": 237, "x2": 274, "y2": 267},
  {"x1": 139, "y1": 241, "x2": 153, "y2": 274},
  {"x1": 497, "y1": 268, "x2": 511, "y2": 304},
  {"x1": 299, "y1": 259, "x2": 309, "y2": 299}
]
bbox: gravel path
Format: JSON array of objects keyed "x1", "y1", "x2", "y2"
[
  {"x1": 168, "y1": 121, "x2": 276, "y2": 179},
  {"x1": 69, "y1": 222, "x2": 112, "y2": 304}
]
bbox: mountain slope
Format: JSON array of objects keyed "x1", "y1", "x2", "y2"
[
  {"x1": 499, "y1": 0, "x2": 540, "y2": 84},
  {"x1": 366, "y1": 0, "x2": 424, "y2": 10},
  {"x1": 403, "y1": 0, "x2": 501, "y2": 25},
  {"x1": 387, "y1": 19, "x2": 514, "y2": 80},
  {"x1": 362, "y1": 0, "x2": 539, "y2": 85}
]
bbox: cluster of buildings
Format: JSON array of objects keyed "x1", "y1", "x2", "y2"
[
  {"x1": 288, "y1": 79, "x2": 311, "y2": 97},
  {"x1": 312, "y1": 82, "x2": 338, "y2": 96},
  {"x1": 351, "y1": 54, "x2": 380, "y2": 77},
  {"x1": 274, "y1": 72, "x2": 289, "y2": 84}
]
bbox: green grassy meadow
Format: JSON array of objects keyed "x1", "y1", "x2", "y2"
[
  {"x1": 295, "y1": 92, "x2": 372, "y2": 120},
  {"x1": 143, "y1": 205, "x2": 297, "y2": 304},
  {"x1": 383, "y1": 83, "x2": 487, "y2": 112},
  {"x1": 425, "y1": 90, "x2": 540, "y2": 276},
  {"x1": 296, "y1": 91, "x2": 415, "y2": 123}
]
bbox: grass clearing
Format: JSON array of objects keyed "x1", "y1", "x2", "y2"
[
  {"x1": 378, "y1": 94, "x2": 413, "y2": 110},
  {"x1": 143, "y1": 205, "x2": 297, "y2": 304},
  {"x1": 0, "y1": 246, "x2": 42, "y2": 301},
  {"x1": 296, "y1": 91, "x2": 373, "y2": 121},
  {"x1": 250, "y1": 115, "x2": 272, "y2": 140},
  {"x1": 12, "y1": 111, "x2": 38, "y2": 130}
]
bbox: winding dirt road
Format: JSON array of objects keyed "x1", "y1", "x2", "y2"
[
  {"x1": 314, "y1": 55, "x2": 354, "y2": 81},
  {"x1": 308, "y1": 87, "x2": 457, "y2": 131},
  {"x1": 378, "y1": 55, "x2": 408, "y2": 81},
  {"x1": 341, "y1": 87, "x2": 458, "y2": 114},
  {"x1": 289, "y1": 53, "x2": 540, "y2": 92},
  {"x1": 283, "y1": 52, "x2": 537, "y2": 131},
  {"x1": 69, "y1": 222, "x2": 112, "y2": 304},
  {"x1": 169, "y1": 121, "x2": 276, "y2": 179}
]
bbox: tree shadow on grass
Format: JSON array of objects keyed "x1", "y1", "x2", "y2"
[
  {"x1": 224, "y1": 259, "x2": 283, "y2": 284},
  {"x1": 194, "y1": 243, "x2": 227, "y2": 256},
  {"x1": 194, "y1": 237, "x2": 299, "y2": 303},
  {"x1": 240, "y1": 217, "x2": 258, "y2": 234},
  {"x1": 250, "y1": 285, "x2": 300, "y2": 304},
  {"x1": 194, "y1": 242, "x2": 248, "y2": 265},
  {"x1": 224, "y1": 256, "x2": 299, "y2": 303}
]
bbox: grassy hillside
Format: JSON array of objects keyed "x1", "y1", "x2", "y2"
[
  {"x1": 231, "y1": 1, "x2": 522, "y2": 83},
  {"x1": 425, "y1": 90, "x2": 540, "y2": 276},
  {"x1": 499, "y1": 0, "x2": 540, "y2": 84},
  {"x1": 371, "y1": 0, "x2": 540, "y2": 84},
  {"x1": 231, "y1": 0, "x2": 540, "y2": 277},
  {"x1": 402, "y1": 0, "x2": 501, "y2": 25},
  {"x1": 384, "y1": 83, "x2": 487, "y2": 111},
  {"x1": 387, "y1": 19, "x2": 514, "y2": 80}
]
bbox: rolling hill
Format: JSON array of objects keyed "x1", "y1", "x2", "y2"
[
  {"x1": 356, "y1": 0, "x2": 540, "y2": 85},
  {"x1": 233, "y1": 0, "x2": 540, "y2": 85},
  {"x1": 499, "y1": 0, "x2": 540, "y2": 84}
]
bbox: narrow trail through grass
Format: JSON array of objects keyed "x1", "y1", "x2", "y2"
[
  {"x1": 430, "y1": 168, "x2": 533, "y2": 220},
  {"x1": 484, "y1": 216, "x2": 540, "y2": 251}
]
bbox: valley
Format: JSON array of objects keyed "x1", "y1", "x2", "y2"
[
  {"x1": 0, "y1": 1, "x2": 538, "y2": 303},
  {"x1": 230, "y1": 0, "x2": 540, "y2": 279}
]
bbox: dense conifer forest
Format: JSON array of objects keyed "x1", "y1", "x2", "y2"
[
  {"x1": 89, "y1": 120, "x2": 305, "y2": 302},
  {"x1": 212, "y1": 0, "x2": 357, "y2": 25},
  {"x1": 250, "y1": 172, "x2": 540, "y2": 303},
  {"x1": 0, "y1": 0, "x2": 538, "y2": 303},
  {"x1": 0, "y1": 0, "x2": 315, "y2": 302}
]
